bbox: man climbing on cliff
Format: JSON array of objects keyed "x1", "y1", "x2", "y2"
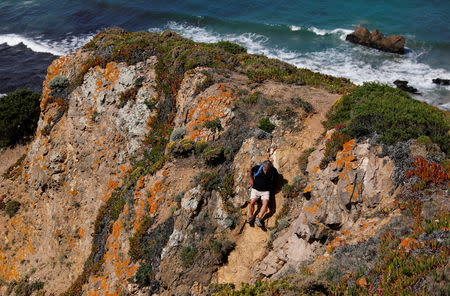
[{"x1": 248, "y1": 160, "x2": 278, "y2": 228}]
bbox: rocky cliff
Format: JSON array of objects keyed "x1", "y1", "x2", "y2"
[{"x1": 0, "y1": 28, "x2": 448, "y2": 296}]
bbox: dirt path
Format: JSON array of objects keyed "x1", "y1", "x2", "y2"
[{"x1": 216, "y1": 86, "x2": 340, "y2": 286}]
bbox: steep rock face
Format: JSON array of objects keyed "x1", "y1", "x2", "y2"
[
  {"x1": 254, "y1": 134, "x2": 397, "y2": 280},
  {"x1": 0, "y1": 52, "x2": 159, "y2": 293}
]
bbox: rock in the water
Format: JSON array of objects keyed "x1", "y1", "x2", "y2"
[
  {"x1": 346, "y1": 27, "x2": 405, "y2": 54},
  {"x1": 432, "y1": 78, "x2": 450, "y2": 85},
  {"x1": 393, "y1": 80, "x2": 419, "y2": 94}
]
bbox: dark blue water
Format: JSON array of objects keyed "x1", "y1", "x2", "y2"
[{"x1": 1, "y1": 0, "x2": 449, "y2": 109}]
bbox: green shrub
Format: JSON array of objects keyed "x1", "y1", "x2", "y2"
[
  {"x1": 134, "y1": 260, "x2": 154, "y2": 286},
  {"x1": 180, "y1": 245, "x2": 197, "y2": 267},
  {"x1": 210, "y1": 240, "x2": 223, "y2": 254},
  {"x1": 290, "y1": 97, "x2": 314, "y2": 113},
  {"x1": 0, "y1": 89, "x2": 41, "y2": 147},
  {"x1": 242, "y1": 92, "x2": 260, "y2": 104},
  {"x1": 326, "y1": 83, "x2": 450, "y2": 153},
  {"x1": 216, "y1": 41, "x2": 247, "y2": 54},
  {"x1": 258, "y1": 117, "x2": 276, "y2": 133},
  {"x1": 48, "y1": 75, "x2": 69, "y2": 92},
  {"x1": 5, "y1": 200, "x2": 21, "y2": 218},
  {"x1": 169, "y1": 127, "x2": 186, "y2": 142},
  {"x1": 194, "y1": 171, "x2": 221, "y2": 192},
  {"x1": 416, "y1": 135, "x2": 433, "y2": 146},
  {"x1": 204, "y1": 118, "x2": 223, "y2": 133},
  {"x1": 194, "y1": 141, "x2": 209, "y2": 155}
]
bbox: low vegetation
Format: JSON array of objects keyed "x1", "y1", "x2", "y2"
[
  {"x1": 326, "y1": 82, "x2": 449, "y2": 153},
  {"x1": 332, "y1": 199, "x2": 449, "y2": 295},
  {"x1": 258, "y1": 117, "x2": 276, "y2": 133},
  {"x1": 5, "y1": 200, "x2": 21, "y2": 218}
]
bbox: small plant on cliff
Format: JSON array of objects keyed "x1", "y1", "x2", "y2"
[
  {"x1": 3, "y1": 154, "x2": 26, "y2": 180},
  {"x1": 169, "y1": 127, "x2": 186, "y2": 142},
  {"x1": 204, "y1": 118, "x2": 223, "y2": 133},
  {"x1": 258, "y1": 117, "x2": 275, "y2": 133},
  {"x1": 180, "y1": 245, "x2": 198, "y2": 268},
  {"x1": 48, "y1": 75, "x2": 69, "y2": 92},
  {"x1": 5, "y1": 200, "x2": 21, "y2": 218},
  {"x1": 290, "y1": 97, "x2": 314, "y2": 113},
  {"x1": 320, "y1": 131, "x2": 351, "y2": 169},
  {"x1": 0, "y1": 88, "x2": 41, "y2": 147},
  {"x1": 194, "y1": 171, "x2": 221, "y2": 192}
]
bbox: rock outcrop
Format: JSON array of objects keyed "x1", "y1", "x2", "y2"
[
  {"x1": 432, "y1": 78, "x2": 450, "y2": 85},
  {"x1": 346, "y1": 27, "x2": 406, "y2": 54},
  {"x1": 393, "y1": 80, "x2": 419, "y2": 94},
  {"x1": 0, "y1": 28, "x2": 447, "y2": 296}
]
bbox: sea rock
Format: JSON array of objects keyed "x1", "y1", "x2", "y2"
[
  {"x1": 432, "y1": 78, "x2": 450, "y2": 85},
  {"x1": 393, "y1": 80, "x2": 419, "y2": 94},
  {"x1": 346, "y1": 27, "x2": 405, "y2": 54}
]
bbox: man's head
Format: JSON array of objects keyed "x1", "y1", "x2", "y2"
[{"x1": 262, "y1": 160, "x2": 272, "y2": 173}]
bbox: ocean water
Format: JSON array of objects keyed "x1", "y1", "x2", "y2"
[{"x1": 1, "y1": 0, "x2": 449, "y2": 109}]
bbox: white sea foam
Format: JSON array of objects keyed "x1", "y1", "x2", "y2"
[
  {"x1": 307, "y1": 27, "x2": 353, "y2": 40},
  {"x1": 0, "y1": 33, "x2": 94, "y2": 56},
  {"x1": 289, "y1": 25, "x2": 301, "y2": 31},
  {"x1": 163, "y1": 22, "x2": 449, "y2": 99}
]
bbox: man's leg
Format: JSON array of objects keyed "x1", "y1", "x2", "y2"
[
  {"x1": 258, "y1": 199, "x2": 269, "y2": 219},
  {"x1": 255, "y1": 192, "x2": 270, "y2": 227},
  {"x1": 248, "y1": 198, "x2": 257, "y2": 221}
]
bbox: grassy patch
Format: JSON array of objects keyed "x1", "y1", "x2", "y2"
[
  {"x1": 2, "y1": 154, "x2": 26, "y2": 180},
  {"x1": 258, "y1": 117, "x2": 276, "y2": 133},
  {"x1": 5, "y1": 200, "x2": 21, "y2": 218},
  {"x1": 180, "y1": 245, "x2": 198, "y2": 268},
  {"x1": 290, "y1": 97, "x2": 314, "y2": 113},
  {"x1": 194, "y1": 170, "x2": 221, "y2": 192},
  {"x1": 326, "y1": 83, "x2": 450, "y2": 153}
]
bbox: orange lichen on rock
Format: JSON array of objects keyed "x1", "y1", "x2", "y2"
[
  {"x1": 398, "y1": 237, "x2": 417, "y2": 252},
  {"x1": 0, "y1": 251, "x2": 19, "y2": 282},
  {"x1": 94, "y1": 62, "x2": 120, "y2": 93},
  {"x1": 185, "y1": 84, "x2": 239, "y2": 141},
  {"x1": 86, "y1": 217, "x2": 138, "y2": 296},
  {"x1": 305, "y1": 199, "x2": 322, "y2": 213},
  {"x1": 326, "y1": 237, "x2": 344, "y2": 254}
]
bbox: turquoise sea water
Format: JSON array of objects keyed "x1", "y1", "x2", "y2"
[{"x1": 1, "y1": 0, "x2": 449, "y2": 108}]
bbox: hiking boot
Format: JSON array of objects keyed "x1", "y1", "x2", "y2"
[
  {"x1": 255, "y1": 217, "x2": 263, "y2": 227},
  {"x1": 247, "y1": 215, "x2": 255, "y2": 226}
]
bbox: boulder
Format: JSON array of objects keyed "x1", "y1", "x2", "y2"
[
  {"x1": 346, "y1": 27, "x2": 405, "y2": 54},
  {"x1": 432, "y1": 78, "x2": 450, "y2": 85},
  {"x1": 393, "y1": 80, "x2": 419, "y2": 94}
]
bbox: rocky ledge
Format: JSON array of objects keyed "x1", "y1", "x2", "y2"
[{"x1": 346, "y1": 27, "x2": 405, "y2": 54}]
